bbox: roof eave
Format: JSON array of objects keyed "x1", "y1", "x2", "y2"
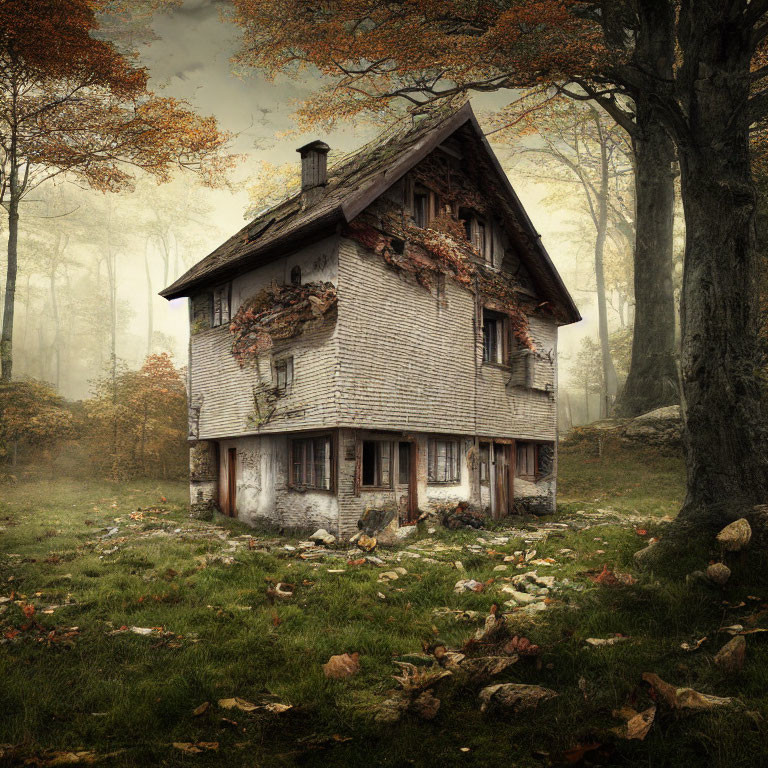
[{"x1": 159, "y1": 206, "x2": 344, "y2": 300}]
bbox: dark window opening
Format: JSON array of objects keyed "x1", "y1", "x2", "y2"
[
  {"x1": 291, "y1": 265, "x2": 301, "y2": 285},
  {"x1": 291, "y1": 436, "x2": 331, "y2": 490},
  {"x1": 459, "y1": 207, "x2": 472, "y2": 241},
  {"x1": 275, "y1": 357, "x2": 293, "y2": 393},
  {"x1": 435, "y1": 272, "x2": 446, "y2": 301},
  {"x1": 483, "y1": 310, "x2": 508, "y2": 365},
  {"x1": 362, "y1": 440, "x2": 392, "y2": 487},
  {"x1": 398, "y1": 442, "x2": 410, "y2": 485},
  {"x1": 477, "y1": 219, "x2": 487, "y2": 260},
  {"x1": 414, "y1": 192, "x2": 429, "y2": 228},
  {"x1": 428, "y1": 438, "x2": 460, "y2": 483},
  {"x1": 392, "y1": 237, "x2": 405, "y2": 255}
]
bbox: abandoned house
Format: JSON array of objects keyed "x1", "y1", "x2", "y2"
[{"x1": 161, "y1": 102, "x2": 580, "y2": 537}]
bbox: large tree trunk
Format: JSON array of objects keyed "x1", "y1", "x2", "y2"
[
  {"x1": 615, "y1": 105, "x2": 678, "y2": 416},
  {"x1": 675, "y1": 9, "x2": 768, "y2": 529},
  {"x1": 1, "y1": 191, "x2": 19, "y2": 381}
]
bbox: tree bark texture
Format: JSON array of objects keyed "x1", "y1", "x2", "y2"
[
  {"x1": 1, "y1": 191, "x2": 19, "y2": 381},
  {"x1": 615, "y1": 104, "x2": 678, "y2": 416},
  {"x1": 674, "y1": 2, "x2": 768, "y2": 528}
]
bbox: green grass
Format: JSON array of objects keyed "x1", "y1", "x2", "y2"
[{"x1": 1, "y1": 449, "x2": 767, "y2": 767}]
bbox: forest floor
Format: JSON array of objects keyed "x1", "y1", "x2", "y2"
[{"x1": 1, "y1": 443, "x2": 767, "y2": 768}]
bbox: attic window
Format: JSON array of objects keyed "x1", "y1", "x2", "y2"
[
  {"x1": 274, "y1": 357, "x2": 293, "y2": 393},
  {"x1": 414, "y1": 191, "x2": 429, "y2": 228},
  {"x1": 291, "y1": 265, "x2": 301, "y2": 285}
]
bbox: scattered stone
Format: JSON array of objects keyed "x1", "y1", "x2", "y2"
[
  {"x1": 493, "y1": 565, "x2": 508, "y2": 572},
  {"x1": 273, "y1": 583, "x2": 294, "y2": 600},
  {"x1": 323, "y1": 652, "x2": 360, "y2": 680},
  {"x1": 310, "y1": 528, "x2": 336, "y2": 546},
  {"x1": 395, "y1": 525, "x2": 417, "y2": 540},
  {"x1": 378, "y1": 571, "x2": 400, "y2": 583},
  {"x1": 714, "y1": 635, "x2": 746, "y2": 673},
  {"x1": 454, "y1": 579, "x2": 484, "y2": 593},
  {"x1": 357, "y1": 535, "x2": 377, "y2": 552},
  {"x1": 611, "y1": 705, "x2": 656, "y2": 741},
  {"x1": 499, "y1": 587, "x2": 537, "y2": 605},
  {"x1": 706, "y1": 562, "x2": 731, "y2": 585},
  {"x1": 633, "y1": 541, "x2": 659, "y2": 568},
  {"x1": 478, "y1": 683, "x2": 557, "y2": 713},
  {"x1": 716, "y1": 519, "x2": 752, "y2": 552}
]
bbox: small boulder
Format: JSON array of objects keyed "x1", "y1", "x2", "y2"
[
  {"x1": 310, "y1": 528, "x2": 336, "y2": 546},
  {"x1": 706, "y1": 562, "x2": 731, "y2": 585},
  {"x1": 454, "y1": 579, "x2": 484, "y2": 594},
  {"x1": 714, "y1": 635, "x2": 746, "y2": 673},
  {"x1": 633, "y1": 541, "x2": 659, "y2": 569},
  {"x1": 478, "y1": 683, "x2": 557, "y2": 713},
  {"x1": 357, "y1": 534, "x2": 377, "y2": 552},
  {"x1": 395, "y1": 525, "x2": 417, "y2": 540},
  {"x1": 716, "y1": 518, "x2": 752, "y2": 552},
  {"x1": 323, "y1": 652, "x2": 360, "y2": 680}
]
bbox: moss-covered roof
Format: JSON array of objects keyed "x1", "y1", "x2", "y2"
[{"x1": 160, "y1": 103, "x2": 580, "y2": 325}]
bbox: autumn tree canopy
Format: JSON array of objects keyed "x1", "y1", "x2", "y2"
[{"x1": 0, "y1": 0, "x2": 235, "y2": 381}]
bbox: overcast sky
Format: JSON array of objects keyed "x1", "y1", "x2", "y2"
[{"x1": 129, "y1": 0, "x2": 588, "y2": 372}]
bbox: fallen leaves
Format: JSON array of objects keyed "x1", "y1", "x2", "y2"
[
  {"x1": 173, "y1": 742, "x2": 219, "y2": 754},
  {"x1": 642, "y1": 672, "x2": 735, "y2": 711},
  {"x1": 611, "y1": 705, "x2": 656, "y2": 740}
]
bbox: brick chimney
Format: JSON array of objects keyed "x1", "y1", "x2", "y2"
[{"x1": 297, "y1": 140, "x2": 330, "y2": 209}]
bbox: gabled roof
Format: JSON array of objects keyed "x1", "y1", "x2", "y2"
[{"x1": 161, "y1": 103, "x2": 580, "y2": 325}]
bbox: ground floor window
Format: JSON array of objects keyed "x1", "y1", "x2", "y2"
[
  {"x1": 479, "y1": 442, "x2": 490, "y2": 485},
  {"x1": 516, "y1": 442, "x2": 538, "y2": 480},
  {"x1": 362, "y1": 440, "x2": 392, "y2": 487},
  {"x1": 290, "y1": 435, "x2": 331, "y2": 490},
  {"x1": 428, "y1": 438, "x2": 461, "y2": 483}
]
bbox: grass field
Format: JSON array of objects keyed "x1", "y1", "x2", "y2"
[{"x1": 1, "y1": 443, "x2": 768, "y2": 767}]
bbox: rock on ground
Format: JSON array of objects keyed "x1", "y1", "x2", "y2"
[
  {"x1": 309, "y1": 528, "x2": 336, "y2": 546},
  {"x1": 714, "y1": 635, "x2": 746, "y2": 673},
  {"x1": 706, "y1": 562, "x2": 731, "y2": 585},
  {"x1": 716, "y1": 518, "x2": 752, "y2": 552}
]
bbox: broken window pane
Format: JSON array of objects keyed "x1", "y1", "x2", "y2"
[
  {"x1": 414, "y1": 192, "x2": 428, "y2": 227},
  {"x1": 479, "y1": 443, "x2": 490, "y2": 484},
  {"x1": 275, "y1": 357, "x2": 293, "y2": 393},
  {"x1": 483, "y1": 316, "x2": 498, "y2": 363}
]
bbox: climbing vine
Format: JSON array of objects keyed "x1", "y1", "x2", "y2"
[{"x1": 229, "y1": 281, "x2": 337, "y2": 366}]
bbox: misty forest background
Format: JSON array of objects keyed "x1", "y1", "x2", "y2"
[{"x1": 0, "y1": 2, "x2": 675, "y2": 486}]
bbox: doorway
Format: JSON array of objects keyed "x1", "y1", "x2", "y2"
[
  {"x1": 492, "y1": 442, "x2": 514, "y2": 519},
  {"x1": 222, "y1": 447, "x2": 237, "y2": 517},
  {"x1": 396, "y1": 440, "x2": 418, "y2": 524}
]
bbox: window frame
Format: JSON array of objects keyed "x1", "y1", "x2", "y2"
[
  {"x1": 361, "y1": 439, "x2": 394, "y2": 489},
  {"x1": 289, "y1": 434, "x2": 334, "y2": 492},
  {"x1": 482, "y1": 309, "x2": 509, "y2": 367},
  {"x1": 427, "y1": 438, "x2": 461, "y2": 484},
  {"x1": 211, "y1": 283, "x2": 231, "y2": 328},
  {"x1": 515, "y1": 442, "x2": 539, "y2": 481},
  {"x1": 274, "y1": 356, "x2": 294, "y2": 394},
  {"x1": 479, "y1": 442, "x2": 491, "y2": 486}
]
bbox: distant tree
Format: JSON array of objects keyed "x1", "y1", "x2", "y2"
[
  {"x1": 570, "y1": 336, "x2": 603, "y2": 424},
  {"x1": 0, "y1": 0, "x2": 234, "y2": 381},
  {"x1": 0, "y1": 378, "x2": 76, "y2": 466},
  {"x1": 85, "y1": 353, "x2": 187, "y2": 480}
]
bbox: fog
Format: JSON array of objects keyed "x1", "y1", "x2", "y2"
[{"x1": 4, "y1": 0, "x2": 612, "y2": 410}]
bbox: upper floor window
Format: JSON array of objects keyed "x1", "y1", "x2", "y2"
[
  {"x1": 428, "y1": 438, "x2": 460, "y2": 484},
  {"x1": 412, "y1": 185, "x2": 438, "y2": 228},
  {"x1": 274, "y1": 357, "x2": 294, "y2": 393},
  {"x1": 212, "y1": 283, "x2": 231, "y2": 327},
  {"x1": 483, "y1": 310, "x2": 508, "y2": 365}
]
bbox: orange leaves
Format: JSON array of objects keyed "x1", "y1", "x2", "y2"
[{"x1": 229, "y1": 0, "x2": 606, "y2": 127}]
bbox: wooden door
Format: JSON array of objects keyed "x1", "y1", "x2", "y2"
[
  {"x1": 225, "y1": 447, "x2": 237, "y2": 517},
  {"x1": 494, "y1": 443, "x2": 513, "y2": 519}
]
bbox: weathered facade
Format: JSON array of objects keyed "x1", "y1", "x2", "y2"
[{"x1": 162, "y1": 104, "x2": 580, "y2": 536}]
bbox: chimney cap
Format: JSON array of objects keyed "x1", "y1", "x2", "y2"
[{"x1": 296, "y1": 140, "x2": 330, "y2": 157}]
